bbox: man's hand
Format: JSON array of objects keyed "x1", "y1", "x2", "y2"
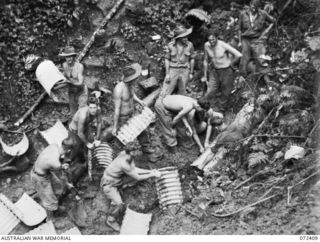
[
  {"x1": 112, "y1": 127, "x2": 117, "y2": 136},
  {"x1": 152, "y1": 170, "x2": 162, "y2": 178},
  {"x1": 186, "y1": 125, "x2": 193, "y2": 137},
  {"x1": 66, "y1": 182, "x2": 75, "y2": 190},
  {"x1": 61, "y1": 163, "x2": 70, "y2": 170},
  {"x1": 200, "y1": 146, "x2": 205, "y2": 153},
  {"x1": 92, "y1": 90, "x2": 102, "y2": 99},
  {"x1": 201, "y1": 76, "x2": 208, "y2": 83},
  {"x1": 164, "y1": 74, "x2": 170, "y2": 84},
  {"x1": 93, "y1": 140, "x2": 101, "y2": 147},
  {"x1": 87, "y1": 143, "x2": 94, "y2": 149},
  {"x1": 204, "y1": 141, "x2": 210, "y2": 149},
  {"x1": 238, "y1": 42, "x2": 242, "y2": 48},
  {"x1": 138, "y1": 100, "x2": 146, "y2": 107},
  {"x1": 189, "y1": 73, "x2": 194, "y2": 80}
]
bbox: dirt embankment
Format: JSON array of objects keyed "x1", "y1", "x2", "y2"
[{"x1": 1, "y1": 0, "x2": 320, "y2": 235}]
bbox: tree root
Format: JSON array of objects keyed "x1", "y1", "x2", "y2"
[{"x1": 209, "y1": 194, "x2": 279, "y2": 218}]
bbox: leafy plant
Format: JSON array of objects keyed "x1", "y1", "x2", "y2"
[{"x1": 248, "y1": 152, "x2": 269, "y2": 169}]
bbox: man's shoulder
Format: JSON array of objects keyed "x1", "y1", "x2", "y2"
[
  {"x1": 186, "y1": 40, "x2": 194, "y2": 49},
  {"x1": 113, "y1": 82, "x2": 124, "y2": 95}
]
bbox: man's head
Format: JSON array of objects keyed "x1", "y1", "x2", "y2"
[
  {"x1": 87, "y1": 97, "x2": 98, "y2": 116},
  {"x1": 194, "y1": 98, "x2": 210, "y2": 123},
  {"x1": 197, "y1": 97, "x2": 210, "y2": 111},
  {"x1": 208, "y1": 32, "x2": 219, "y2": 47},
  {"x1": 59, "y1": 46, "x2": 77, "y2": 64},
  {"x1": 60, "y1": 138, "x2": 73, "y2": 163},
  {"x1": 124, "y1": 142, "x2": 137, "y2": 161},
  {"x1": 250, "y1": 0, "x2": 260, "y2": 13},
  {"x1": 122, "y1": 63, "x2": 142, "y2": 85}
]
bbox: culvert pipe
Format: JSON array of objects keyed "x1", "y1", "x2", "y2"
[
  {"x1": 120, "y1": 207, "x2": 152, "y2": 235},
  {"x1": 155, "y1": 166, "x2": 183, "y2": 209}
]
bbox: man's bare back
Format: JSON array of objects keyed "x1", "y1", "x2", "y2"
[
  {"x1": 34, "y1": 144, "x2": 62, "y2": 175},
  {"x1": 105, "y1": 151, "x2": 132, "y2": 179},
  {"x1": 115, "y1": 82, "x2": 134, "y2": 116},
  {"x1": 163, "y1": 95, "x2": 195, "y2": 112}
]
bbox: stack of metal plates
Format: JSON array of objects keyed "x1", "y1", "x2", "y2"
[
  {"x1": 91, "y1": 143, "x2": 114, "y2": 168},
  {"x1": 116, "y1": 107, "x2": 155, "y2": 145},
  {"x1": 155, "y1": 166, "x2": 183, "y2": 209}
]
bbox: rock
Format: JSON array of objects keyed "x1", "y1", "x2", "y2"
[
  {"x1": 139, "y1": 76, "x2": 159, "y2": 90},
  {"x1": 83, "y1": 57, "x2": 105, "y2": 67},
  {"x1": 239, "y1": 206, "x2": 257, "y2": 222}
]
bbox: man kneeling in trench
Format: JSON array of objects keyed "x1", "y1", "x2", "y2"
[{"x1": 101, "y1": 142, "x2": 161, "y2": 231}]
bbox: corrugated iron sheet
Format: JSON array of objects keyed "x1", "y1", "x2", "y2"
[
  {"x1": 14, "y1": 193, "x2": 47, "y2": 226},
  {"x1": 0, "y1": 195, "x2": 20, "y2": 235},
  {"x1": 120, "y1": 208, "x2": 152, "y2": 235},
  {"x1": 39, "y1": 120, "x2": 69, "y2": 147},
  {"x1": 25, "y1": 221, "x2": 57, "y2": 235}
]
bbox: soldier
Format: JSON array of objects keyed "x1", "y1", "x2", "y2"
[
  {"x1": 201, "y1": 32, "x2": 242, "y2": 111},
  {"x1": 238, "y1": 0, "x2": 275, "y2": 76},
  {"x1": 112, "y1": 63, "x2": 162, "y2": 163},
  {"x1": 101, "y1": 143, "x2": 161, "y2": 231},
  {"x1": 60, "y1": 46, "x2": 88, "y2": 116}
]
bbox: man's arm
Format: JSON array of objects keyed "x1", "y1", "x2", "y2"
[
  {"x1": 203, "y1": 43, "x2": 209, "y2": 81},
  {"x1": 187, "y1": 111, "x2": 204, "y2": 152},
  {"x1": 189, "y1": 43, "x2": 195, "y2": 78},
  {"x1": 75, "y1": 63, "x2": 84, "y2": 86},
  {"x1": 172, "y1": 104, "x2": 193, "y2": 126},
  {"x1": 164, "y1": 45, "x2": 171, "y2": 80},
  {"x1": 133, "y1": 93, "x2": 145, "y2": 106},
  {"x1": 222, "y1": 41, "x2": 242, "y2": 67},
  {"x1": 113, "y1": 85, "x2": 122, "y2": 134},
  {"x1": 264, "y1": 11, "x2": 275, "y2": 23},
  {"x1": 204, "y1": 120, "x2": 213, "y2": 148},
  {"x1": 123, "y1": 161, "x2": 157, "y2": 181},
  {"x1": 77, "y1": 110, "x2": 90, "y2": 146}
]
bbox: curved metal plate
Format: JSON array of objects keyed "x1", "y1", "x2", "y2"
[{"x1": 0, "y1": 133, "x2": 29, "y2": 156}]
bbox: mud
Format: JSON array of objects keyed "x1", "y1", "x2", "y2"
[{"x1": 1, "y1": 0, "x2": 319, "y2": 236}]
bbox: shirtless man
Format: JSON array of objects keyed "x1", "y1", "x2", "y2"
[
  {"x1": 202, "y1": 33, "x2": 242, "y2": 111},
  {"x1": 112, "y1": 63, "x2": 162, "y2": 163},
  {"x1": 68, "y1": 97, "x2": 102, "y2": 151},
  {"x1": 60, "y1": 46, "x2": 88, "y2": 116},
  {"x1": 31, "y1": 141, "x2": 73, "y2": 219},
  {"x1": 159, "y1": 95, "x2": 211, "y2": 153},
  {"x1": 101, "y1": 142, "x2": 161, "y2": 231}
]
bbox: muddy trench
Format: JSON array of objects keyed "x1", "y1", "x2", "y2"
[{"x1": 1, "y1": 0, "x2": 320, "y2": 236}]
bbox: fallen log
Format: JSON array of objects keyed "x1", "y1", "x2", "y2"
[
  {"x1": 15, "y1": 1, "x2": 125, "y2": 127},
  {"x1": 14, "y1": 92, "x2": 47, "y2": 127},
  {"x1": 209, "y1": 194, "x2": 278, "y2": 218},
  {"x1": 76, "y1": 0, "x2": 125, "y2": 62}
]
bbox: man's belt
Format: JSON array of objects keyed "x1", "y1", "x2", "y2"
[{"x1": 169, "y1": 63, "x2": 189, "y2": 69}]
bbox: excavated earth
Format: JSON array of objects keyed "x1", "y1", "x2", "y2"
[{"x1": 1, "y1": 0, "x2": 320, "y2": 235}]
